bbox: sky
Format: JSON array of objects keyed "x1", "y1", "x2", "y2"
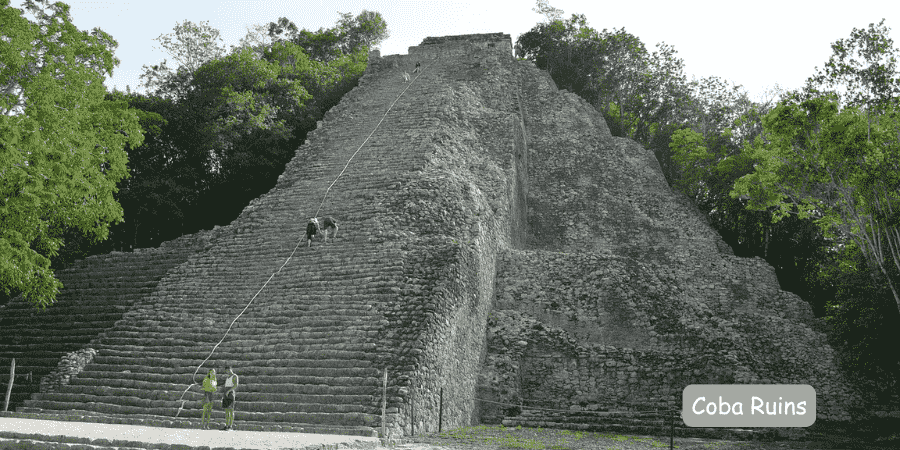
[{"x1": 7, "y1": 0, "x2": 900, "y2": 105}]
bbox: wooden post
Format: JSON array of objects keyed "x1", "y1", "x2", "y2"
[
  {"x1": 438, "y1": 387, "x2": 443, "y2": 433},
  {"x1": 4, "y1": 358, "x2": 14, "y2": 412},
  {"x1": 670, "y1": 408, "x2": 676, "y2": 450},
  {"x1": 381, "y1": 369, "x2": 387, "y2": 439}
]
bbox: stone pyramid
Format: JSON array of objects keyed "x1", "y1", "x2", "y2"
[{"x1": 0, "y1": 33, "x2": 865, "y2": 440}]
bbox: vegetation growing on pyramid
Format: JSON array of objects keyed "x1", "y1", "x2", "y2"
[{"x1": 516, "y1": 11, "x2": 900, "y2": 394}]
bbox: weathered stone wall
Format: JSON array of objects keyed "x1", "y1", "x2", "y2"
[
  {"x1": 480, "y1": 250, "x2": 859, "y2": 424},
  {"x1": 39, "y1": 348, "x2": 97, "y2": 393},
  {"x1": 365, "y1": 33, "x2": 868, "y2": 437},
  {"x1": 0, "y1": 228, "x2": 220, "y2": 411},
  {"x1": 8, "y1": 33, "x2": 885, "y2": 439},
  {"x1": 367, "y1": 33, "x2": 528, "y2": 435},
  {"x1": 475, "y1": 55, "x2": 868, "y2": 436}
]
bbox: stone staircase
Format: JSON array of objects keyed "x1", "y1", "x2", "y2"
[
  {"x1": 5, "y1": 32, "x2": 888, "y2": 449},
  {"x1": 0, "y1": 415, "x2": 383, "y2": 449},
  {"x1": 6, "y1": 55, "x2": 444, "y2": 437},
  {"x1": 0, "y1": 235, "x2": 209, "y2": 411}
]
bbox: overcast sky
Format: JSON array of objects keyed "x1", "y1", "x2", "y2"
[{"x1": 8, "y1": 0, "x2": 899, "y2": 105}]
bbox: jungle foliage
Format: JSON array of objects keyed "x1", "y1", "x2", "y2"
[
  {"x1": 0, "y1": 2, "x2": 382, "y2": 307},
  {"x1": 1, "y1": 0, "x2": 145, "y2": 309},
  {"x1": 100, "y1": 13, "x2": 376, "y2": 254}
]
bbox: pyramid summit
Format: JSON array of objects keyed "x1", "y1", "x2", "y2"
[{"x1": 0, "y1": 33, "x2": 870, "y2": 440}]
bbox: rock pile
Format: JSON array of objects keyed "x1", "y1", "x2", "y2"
[{"x1": 39, "y1": 348, "x2": 97, "y2": 393}]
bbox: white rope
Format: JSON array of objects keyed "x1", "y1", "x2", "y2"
[
  {"x1": 314, "y1": 65, "x2": 425, "y2": 218},
  {"x1": 175, "y1": 62, "x2": 429, "y2": 417},
  {"x1": 175, "y1": 241, "x2": 301, "y2": 416}
]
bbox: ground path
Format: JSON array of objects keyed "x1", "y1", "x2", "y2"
[{"x1": 0, "y1": 417, "x2": 405, "y2": 449}]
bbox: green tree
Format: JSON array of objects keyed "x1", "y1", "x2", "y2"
[
  {"x1": 178, "y1": 41, "x2": 346, "y2": 227},
  {"x1": 104, "y1": 90, "x2": 202, "y2": 249},
  {"x1": 231, "y1": 23, "x2": 276, "y2": 59},
  {"x1": 516, "y1": 16, "x2": 696, "y2": 148},
  {"x1": 532, "y1": 0, "x2": 563, "y2": 22},
  {"x1": 334, "y1": 10, "x2": 389, "y2": 55},
  {"x1": 187, "y1": 46, "x2": 311, "y2": 180},
  {"x1": 587, "y1": 29, "x2": 653, "y2": 140},
  {"x1": 681, "y1": 76, "x2": 749, "y2": 140},
  {"x1": 732, "y1": 94, "x2": 900, "y2": 314},
  {"x1": 1, "y1": 0, "x2": 145, "y2": 309},
  {"x1": 817, "y1": 242, "x2": 900, "y2": 389},
  {"x1": 807, "y1": 19, "x2": 900, "y2": 141},
  {"x1": 140, "y1": 20, "x2": 227, "y2": 99},
  {"x1": 266, "y1": 10, "x2": 389, "y2": 63},
  {"x1": 108, "y1": 31, "x2": 369, "y2": 248},
  {"x1": 669, "y1": 79, "x2": 835, "y2": 305}
]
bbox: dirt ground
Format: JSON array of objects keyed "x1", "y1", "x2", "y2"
[{"x1": 388, "y1": 425, "x2": 899, "y2": 450}]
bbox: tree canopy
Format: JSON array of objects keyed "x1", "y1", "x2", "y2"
[
  {"x1": 264, "y1": 10, "x2": 389, "y2": 63},
  {"x1": 97, "y1": 21, "x2": 369, "y2": 254},
  {"x1": 1, "y1": 0, "x2": 145, "y2": 309},
  {"x1": 515, "y1": 14, "x2": 696, "y2": 148},
  {"x1": 139, "y1": 20, "x2": 227, "y2": 100},
  {"x1": 732, "y1": 93, "x2": 900, "y2": 312}
]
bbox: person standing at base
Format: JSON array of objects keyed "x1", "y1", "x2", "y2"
[
  {"x1": 200, "y1": 368, "x2": 217, "y2": 429},
  {"x1": 221, "y1": 365, "x2": 239, "y2": 430}
]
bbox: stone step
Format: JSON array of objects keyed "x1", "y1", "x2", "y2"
[
  {"x1": 31, "y1": 390, "x2": 380, "y2": 413},
  {"x1": 0, "y1": 328, "x2": 117, "y2": 338},
  {"x1": 0, "y1": 357, "x2": 69, "y2": 369},
  {"x1": 99, "y1": 324, "x2": 381, "y2": 337},
  {"x1": 113, "y1": 314, "x2": 382, "y2": 326},
  {"x1": 118, "y1": 311, "x2": 382, "y2": 323},
  {"x1": 70, "y1": 366, "x2": 381, "y2": 388},
  {"x1": 21, "y1": 399, "x2": 382, "y2": 427},
  {"x1": 0, "y1": 348, "x2": 94, "y2": 361},
  {"x1": 125, "y1": 300, "x2": 386, "y2": 313},
  {"x1": 101, "y1": 328, "x2": 379, "y2": 345},
  {"x1": 69, "y1": 376, "x2": 379, "y2": 394},
  {"x1": 1, "y1": 410, "x2": 381, "y2": 438},
  {"x1": 97, "y1": 329, "x2": 380, "y2": 345},
  {"x1": 1, "y1": 314, "x2": 125, "y2": 324},
  {"x1": 114, "y1": 320, "x2": 381, "y2": 333},
  {"x1": 0, "y1": 436, "x2": 139, "y2": 450},
  {"x1": 2, "y1": 301, "x2": 135, "y2": 312},
  {"x1": 142, "y1": 277, "x2": 399, "y2": 291},
  {"x1": 87, "y1": 353, "x2": 377, "y2": 368},
  {"x1": 81, "y1": 363, "x2": 379, "y2": 377},
  {"x1": 125, "y1": 306, "x2": 385, "y2": 318},
  {"x1": 0, "y1": 392, "x2": 36, "y2": 406},
  {"x1": 0, "y1": 326, "x2": 119, "y2": 337},
  {"x1": 119, "y1": 305, "x2": 383, "y2": 317},
  {"x1": 91, "y1": 356, "x2": 373, "y2": 370},
  {"x1": 94, "y1": 340, "x2": 378, "y2": 355},
  {"x1": 1, "y1": 329, "x2": 105, "y2": 340}
]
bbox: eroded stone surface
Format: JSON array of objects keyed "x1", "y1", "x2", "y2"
[{"x1": 0, "y1": 33, "x2": 873, "y2": 442}]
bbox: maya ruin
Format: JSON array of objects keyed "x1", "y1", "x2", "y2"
[{"x1": 1, "y1": 33, "x2": 883, "y2": 442}]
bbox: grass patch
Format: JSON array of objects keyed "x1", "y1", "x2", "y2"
[
  {"x1": 405, "y1": 424, "x2": 899, "y2": 449},
  {"x1": 413, "y1": 424, "x2": 682, "y2": 449}
]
